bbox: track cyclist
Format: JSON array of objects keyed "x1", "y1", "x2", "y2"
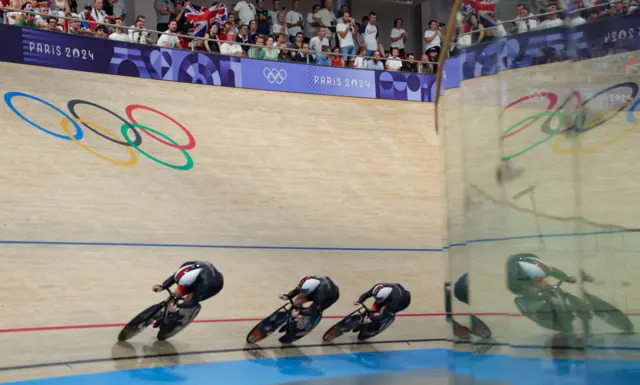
[
  {"x1": 152, "y1": 261, "x2": 224, "y2": 321},
  {"x1": 353, "y1": 283, "x2": 411, "y2": 332},
  {"x1": 279, "y1": 275, "x2": 340, "y2": 330}
]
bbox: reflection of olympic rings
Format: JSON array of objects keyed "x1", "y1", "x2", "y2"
[
  {"x1": 3, "y1": 91, "x2": 196, "y2": 170},
  {"x1": 500, "y1": 81, "x2": 640, "y2": 161}
]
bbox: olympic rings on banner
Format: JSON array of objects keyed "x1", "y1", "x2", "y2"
[
  {"x1": 126, "y1": 105, "x2": 196, "y2": 150},
  {"x1": 500, "y1": 81, "x2": 640, "y2": 161},
  {"x1": 3, "y1": 91, "x2": 196, "y2": 170},
  {"x1": 60, "y1": 118, "x2": 137, "y2": 167},
  {"x1": 122, "y1": 124, "x2": 194, "y2": 171}
]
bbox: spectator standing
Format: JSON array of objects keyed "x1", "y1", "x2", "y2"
[
  {"x1": 154, "y1": 0, "x2": 175, "y2": 33},
  {"x1": 234, "y1": 0, "x2": 256, "y2": 25},
  {"x1": 129, "y1": 15, "x2": 150, "y2": 44},
  {"x1": 221, "y1": 31, "x2": 245, "y2": 56},
  {"x1": 514, "y1": 5, "x2": 538, "y2": 33},
  {"x1": 292, "y1": 42, "x2": 311, "y2": 62},
  {"x1": 309, "y1": 26, "x2": 329, "y2": 58},
  {"x1": 366, "y1": 50, "x2": 384, "y2": 70},
  {"x1": 286, "y1": 0, "x2": 304, "y2": 43},
  {"x1": 249, "y1": 35, "x2": 266, "y2": 59},
  {"x1": 336, "y1": 11, "x2": 355, "y2": 67},
  {"x1": 172, "y1": 2, "x2": 190, "y2": 35},
  {"x1": 108, "y1": 17, "x2": 130, "y2": 41},
  {"x1": 270, "y1": 0, "x2": 282, "y2": 26},
  {"x1": 423, "y1": 20, "x2": 441, "y2": 54},
  {"x1": 316, "y1": 45, "x2": 331, "y2": 66},
  {"x1": 255, "y1": 0, "x2": 271, "y2": 36},
  {"x1": 390, "y1": 18, "x2": 408, "y2": 57},
  {"x1": 157, "y1": 19, "x2": 180, "y2": 48},
  {"x1": 105, "y1": 0, "x2": 126, "y2": 21},
  {"x1": 91, "y1": 0, "x2": 107, "y2": 25},
  {"x1": 314, "y1": 0, "x2": 336, "y2": 46},
  {"x1": 278, "y1": 43, "x2": 293, "y2": 61},
  {"x1": 204, "y1": 23, "x2": 221, "y2": 53},
  {"x1": 304, "y1": 4, "x2": 321, "y2": 41},
  {"x1": 360, "y1": 12, "x2": 380, "y2": 57},
  {"x1": 468, "y1": 13, "x2": 484, "y2": 45},
  {"x1": 385, "y1": 47, "x2": 403, "y2": 71},
  {"x1": 5, "y1": 0, "x2": 23, "y2": 25}
]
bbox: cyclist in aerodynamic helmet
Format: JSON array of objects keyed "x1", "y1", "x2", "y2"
[
  {"x1": 279, "y1": 275, "x2": 340, "y2": 329},
  {"x1": 353, "y1": 283, "x2": 411, "y2": 331},
  {"x1": 506, "y1": 253, "x2": 579, "y2": 297},
  {"x1": 152, "y1": 261, "x2": 224, "y2": 319}
]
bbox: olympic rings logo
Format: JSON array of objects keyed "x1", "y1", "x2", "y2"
[
  {"x1": 263, "y1": 68, "x2": 287, "y2": 84},
  {"x1": 3, "y1": 92, "x2": 196, "y2": 171},
  {"x1": 500, "y1": 82, "x2": 640, "y2": 161}
]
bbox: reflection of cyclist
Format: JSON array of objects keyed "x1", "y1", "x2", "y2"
[
  {"x1": 354, "y1": 283, "x2": 411, "y2": 331},
  {"x1": 152, "y1": 261, "x2": 224, "y2": 319},
  {"x1": 444, "y1": 273, "x2": 468, "y2": 321},
  {"x1": 279, "y1": 275, "x2": 340, "y2": 329},
  {"x1": 506, "y1": 253, "x2": 577, "y2": 297}
]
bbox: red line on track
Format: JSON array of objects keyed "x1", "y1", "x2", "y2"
[{"x1": 2, "y1": 312, "x2": 638, "y2": 334}]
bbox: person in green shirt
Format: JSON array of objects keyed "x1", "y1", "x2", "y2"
[
  {"x1": 16, "y1": 10, "x2": 39, "y2": 29},
  {"x1": 248, "y1": 36, "x2": 266, "y2": 60},
  {"x1": 261, "y1": 36, "x2": 280, "y2": 60}
]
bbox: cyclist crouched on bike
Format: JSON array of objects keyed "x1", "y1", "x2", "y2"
[
  {"x1": 152, "y1": 261, "x2": 224, "y2": 320},
  {"x1": 279, "y1": 275, "x2": 340, "y2": 330},
  {"x1": 354, "y1": 283, "x2": 411, "y2": 331}
]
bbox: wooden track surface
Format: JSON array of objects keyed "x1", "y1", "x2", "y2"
[{"x1": 0, "y1": 62, "x2": 446, "y2": 383}]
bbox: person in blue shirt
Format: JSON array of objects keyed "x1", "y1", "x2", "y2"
[{"x1": 316, "y1": 45, "x2": 331, "y2": 66}]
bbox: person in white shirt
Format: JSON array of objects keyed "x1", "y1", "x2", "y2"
[
  {"x1": 234, "y1": 0, "x2": 256, "y2": 25},
  {"x1": 304, "y1": 4, "x2": 321, "y2": 40},
  {"x1": 220, "y1": 31, "x2": 245, "y2": 56},
  {"x1": 309, "y1": 26, "x2": 330, "y2": 59},
  {"x1": 157, "y1": 20, "x2": 181, "y2": 48},
  {"x1": 385, "y1": 48, "x2": 403, "y2": 71},
  {"x1": 336, "y1": 11, "x2": 356, "y2": 65},
  {"x1": 286, "y1": 0, "x2": 304, "y2": 43},
  {"x1": 353, "y1": 47, "x2": 368, "y2": 69},
  {"x1": 272, "y1": 12, "x2": 288, "y2": 36},
  {"x1": 91, "y1": 0, "x2": 107, "y2": 25},
  {"x1": 361, "y1": 12, "x2": 380, "y2": 57},
  {"x1": 130, "y1": 15, "x2": 151, "y2": 44},
  {"x1": 271, "y1": 0, "x2": 282, "y2": 27},
  {"x1": 540, "y1": 4, "x2": 564, "y2": 29},
  {"x1": 389, "y1": 18, "x2": 408, "y2": 57},
  {"x1": 514, "y1": 6, "x2": 538, "y2": 33},
  {"x1": 34, "y1": 5, "x2": 51, "y2": 28},
  {"x1": 109, "y1": 17, "x2": 131, "y2": 42},
  {"x1": 314, "y1": 0, "x2": 336, "y2": 43},
  {"x1": 568, "y1": 12, "x2": 586, "y2": 26},
  {"x1": 424, "y1": 20, "x2": 441, "y2": 53}
]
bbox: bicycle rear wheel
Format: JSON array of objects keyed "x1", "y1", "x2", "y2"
[
  {"x1": 246, "y1": 309, "x2": 290, "y2": 344},
  {"x1": 118, "y1": 303, "x2": 164, "y2": 342}
]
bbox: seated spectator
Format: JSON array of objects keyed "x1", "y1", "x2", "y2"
[
  {"x1": 292, "y1": 42, "x2": 311, "y2": 62},
  {"x1": 204, "y1": 23, "x2": 221, "y2": 53},
  {"x1": 316, "y1": 45, "x2": 332, "y2": 66},
  {"x1": 385, "y1": 47, "x2": 403, "y2": 71},
  {"x1": 309, "y1": 26, "x2": 329, "y2": 59},
  {"x1": 402, "y1": 53, "x2": 418, "y2": 72},
  {"x1": 290, "y1": 31, "x2": 304, "y2": 52},
  {"x1": 567, "y1": 9, "x2": 586, "y2": 25},
  {"x1": 5, "y1": 0, "x2": 25, "y2": 25},
  {"x1": 218, "y1": 21, "x2": 232, "y2": 41},
  {"x1": 540, "y1": 3, "x2": 563, "y2": 28},
  {"x1": 514, "y1": 5, "x2": 538, "y2": 33},
  {"x1": 157, "y1": 19, "x2": 181, "y2": 48},
  {"x1": 330, "y1": 46, "x2": 344, "y2": 67},
  {"x1": 262, "y1": 36, "x2": 280, "y2": 60},
  {"x1": 278, "y1": 43, "x2": 293, "y2": 62},
  {"x1": 275, "y1": 32, "x2": 288, "y2": 47},
  {"x1": 67, "y1": 13, "x2": 93, "y2": 35},
  {"x1": 610, "y1": 0, "x2": 627, "y2": 15},
  {"x1": 79, "y1": 4, "x2": 96, "y2": 30},
  {"x1": 46, "y1": 16, "x2": 63, "y2": 31},
  {"x1": 272, "y1": 11, "x2": 287, "y2": 35},
  {"x1": 249, "y1": 35, "x2": 266, "y2": 59},
  {"x1": 366, "y1": 50, "x2": 384, "y2": 70},
  {"x1": 220, "y1": 31, "x2": 245, "y2": 56},
  {"x1": 34, "y1": 4, "x2": 50, "y2": 28},
  {"x1": 16, "y1": 8, "x2": 38, "y2": 28},
  {"x1": 237, "y1": 24, "x2": 252, "y2": 53},
  {"x1": 129, "y1": 15, "x2": 150, "y2": 44},
  {"x1": 95, "y1": 25, "x2": 109, "y2": 38},
  {"x1": 109, "y1": 17, "x2": 131, "y2": 41},
  {"x1": 353, "y1": 47, "x2": 367, "y2": 69}
]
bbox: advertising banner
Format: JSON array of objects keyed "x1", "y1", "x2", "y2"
[
  {"x1": 455, "y1": 13, "x2": 640, "y2": 81},
  {"x1": 0, "y1": 25, "x2": 24, "y2": 63}
]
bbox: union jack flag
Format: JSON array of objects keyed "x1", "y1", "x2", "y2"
[{"x1": 184, "y1": 3, "x2": 228, "y2": 38}]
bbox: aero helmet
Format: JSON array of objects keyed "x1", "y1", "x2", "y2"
[
  {"x1": 517, "y1": 261, "x2": 548, "y2": 280},
  {"x1": 174, "y1": 264, "x2": 203, "y2": 287},
  {"x1": 373, "y1": 284, "x2": 392, "y2": 301},
  {"x1": 298, "y1": 275, "x2": 321, "y2": 294}
]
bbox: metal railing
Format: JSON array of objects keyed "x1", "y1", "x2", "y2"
[{"x1": 0, "y1": 6, "x2": 439, "y2": 71}]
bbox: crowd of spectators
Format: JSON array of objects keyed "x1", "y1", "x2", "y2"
[{"x1": 1, "y1": 0, "x2": 638, "y2": 74}]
